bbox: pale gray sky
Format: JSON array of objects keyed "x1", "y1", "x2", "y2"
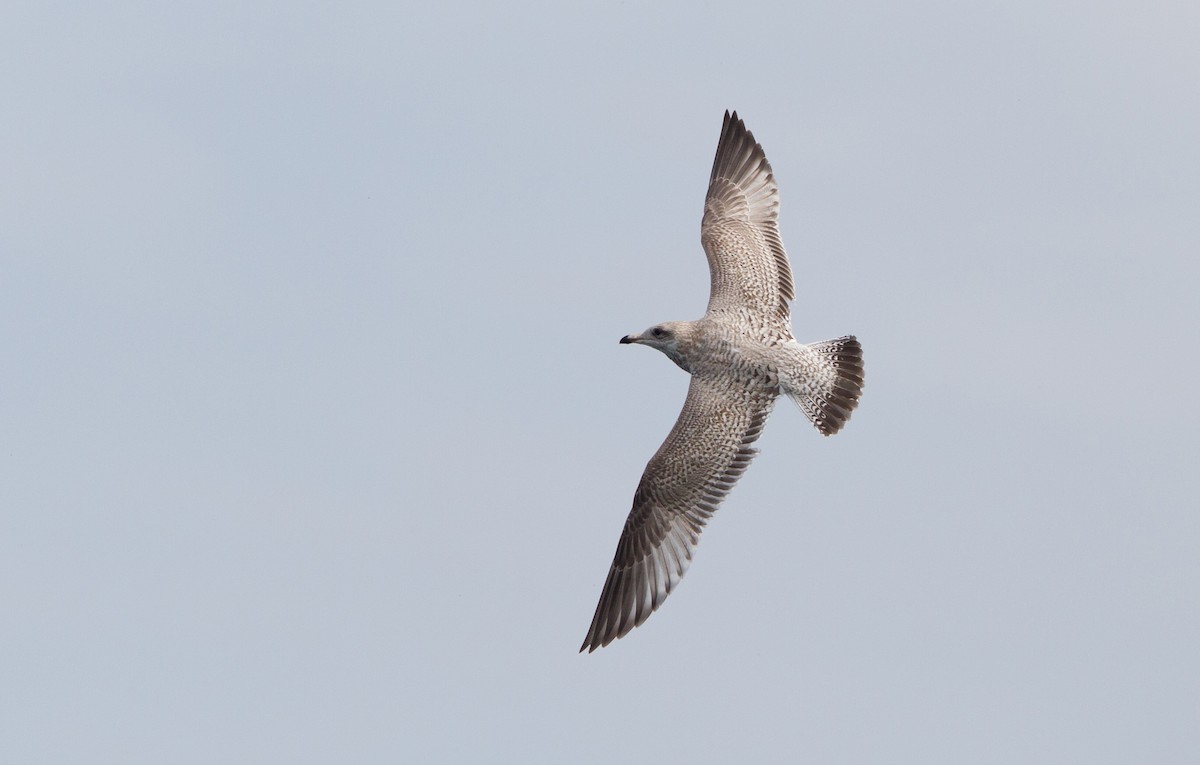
[{"x1": 3, "y1": 2, "x2": 1199, "y2": 763}]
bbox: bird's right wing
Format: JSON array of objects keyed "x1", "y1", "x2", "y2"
[{"x1": 580, "y1": 374, "x2": 776, "y2": 652}]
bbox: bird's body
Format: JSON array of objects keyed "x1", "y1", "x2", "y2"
[{"x1": 581, "y1": 112, "x2": 864, "y2": 652}]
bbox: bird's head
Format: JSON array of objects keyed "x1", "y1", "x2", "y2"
[{"x1": 620, "y1": 321, "x2": 693, "y2": 371}]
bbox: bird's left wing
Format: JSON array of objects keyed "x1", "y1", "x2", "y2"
[{"x1": 701, "y1": 111, "x2": 795, "y2": 325}]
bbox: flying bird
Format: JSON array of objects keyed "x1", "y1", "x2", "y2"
[{"x1": 580, "y1": 111, "x2": 864, "y2": 652}]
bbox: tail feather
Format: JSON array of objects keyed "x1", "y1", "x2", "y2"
[{"x1": 782, "y1": 335, "x2": 864, "y2": 436}]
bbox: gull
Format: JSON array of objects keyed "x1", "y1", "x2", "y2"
[{"x1": 580, "y1": 111, "x2": 864, "y2": 652}]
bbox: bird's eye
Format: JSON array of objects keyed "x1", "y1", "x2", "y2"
[{"x1": 651, "y1": 327, "x2": 666, "y2": 338}]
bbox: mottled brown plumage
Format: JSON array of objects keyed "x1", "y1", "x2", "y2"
[{"x1": 581, "y1": 112, "x2": 864, "y2": 652}]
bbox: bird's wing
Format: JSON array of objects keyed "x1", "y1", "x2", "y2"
[
  {"x1": 700, "y1": 111, "x2": 795, "y2": 324},
  {"x1": 580, "y1": 374, "x2": 776, "y2": 652}
]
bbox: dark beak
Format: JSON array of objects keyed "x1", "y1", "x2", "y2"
[{"x1": 619, "y1": 335, "x2": 636, "y2": 344}]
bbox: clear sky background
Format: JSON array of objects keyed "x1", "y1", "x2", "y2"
[{"x1": 4, "y1": 2, "x2": 1199, "y2": 763}]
